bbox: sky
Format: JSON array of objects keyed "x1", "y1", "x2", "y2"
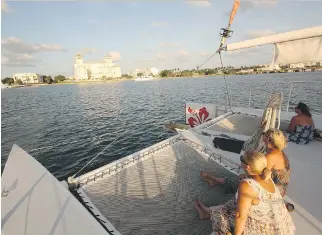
[{"x1": 1, "y1": 0, "x2": 322, "y2": 77}]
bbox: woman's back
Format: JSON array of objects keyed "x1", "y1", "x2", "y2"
[
  {"x1": 287, "y1": 115, "x2": 314, "y2": 144},
  {"x1": 293, "y1": 114, "x2": 313, "y2": 126},
  {"x1": 267, "y1": 149, "x2": 289, "y2": 170},
  {"x1": 240, "y1": 178, "x2": 295, "y2": 235},
  {"x1": 266, "y1": 149, "x2": 291, "y2": 196},
  {"x1": 287, "y1": 102, "x2": 315, "y2": 144}
]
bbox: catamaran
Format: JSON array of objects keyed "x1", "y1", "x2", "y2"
[{"x1": 2, "y1": 1, "x2": 322, "y2": 234}]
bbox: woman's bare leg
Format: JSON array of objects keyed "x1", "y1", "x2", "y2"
[
  {"x1": 200, "y1": 171, "x2": 225, "y2": 186},
  {"x1": 194, "y1": 200, "x2": 210, "y2": 219}
]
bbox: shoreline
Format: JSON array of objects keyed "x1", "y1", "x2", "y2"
[{"x1": 4, "y1": 70, "x2": 322, "y2": 88}]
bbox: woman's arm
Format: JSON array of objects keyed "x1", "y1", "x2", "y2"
[
  {"x1": 234, "y1": 181, "x2": 255, "y2": 235},
  {"x1": 265, "y1": 152, "x2": 276, "y2": 171},
  {"x1": 287, "y1": 117, "x2": 297, "y2": 133}
]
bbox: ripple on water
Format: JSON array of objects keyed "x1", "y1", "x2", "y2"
[{"x1": 1, "y1": 73, "x2": 322, "y2": 180}]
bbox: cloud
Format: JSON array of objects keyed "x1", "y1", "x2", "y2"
[
  {"x1": 240, "y1": 0, "x2": 278, "y2": 12},
  {"x1": 246, "y1": 29, "x2": 276, "y2": 38},
  {"x1": 151, "y1": 21, "x2": 168, "y2": 27},
  {"x1": 2, "y1": 37, "x2": 67, "y2": 54},
  {"x1": 1, "y1": 37, "x2": 66, "y2": 67},
  {"x1": 179, "y1": 50, "x2": 189, "y2": 57},
  {"x1": 1, "y1": 53, "x2": 40, "y2": 67},
  {"x1": 176, "y1": 50, "x2": 189, "y2": 62},
  {"x1": 107, "y1": 51, "x2": 121, "y2": 61},
  {"x1": 186, "y1": 0, "x2": 211, "y2": 7},
  {"x1": 157, "y1": 42, "x2": 181, "y2": 48},
  {"x1": 156, "y1": 52, "x2": 167, "y2": 61}
]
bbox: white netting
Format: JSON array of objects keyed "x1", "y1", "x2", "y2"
[{"x1": 82, "y1": 141, "x2": 238, "y2": 235}]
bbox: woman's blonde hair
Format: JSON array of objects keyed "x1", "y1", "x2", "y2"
[
  {"x1": 265, "y1": 128, "x2": 287, "y2": 151},
  {"x1": 243, "y1": 150, "x2": 271, "y2": 181}
]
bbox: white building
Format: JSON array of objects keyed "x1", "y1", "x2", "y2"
[
  {"x1": 74, "y1": 54, "x2": 121, "y2": 80},
  {"x1": 13, "y1": 73, "x2": 41, "y2": 84},
  {"x1": 131, "y1": 67, "x2": 159, "y2": 77},
  {"x1": 290, "y1": 63, "x2": 305, "y2": 69},
  {"x1": 150, "y1": 67, "x2": 159, "y2": 76}
]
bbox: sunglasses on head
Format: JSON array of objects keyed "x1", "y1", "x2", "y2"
[{"x1": 240, "y1": 155, "x2": 248, "y2": 165}]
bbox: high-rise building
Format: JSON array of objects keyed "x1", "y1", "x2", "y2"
[{"x1": 74, "y1": 54, "x2": 121, "y2": 80}]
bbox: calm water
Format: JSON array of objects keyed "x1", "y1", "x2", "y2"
[{"x1": 2, "y1": 73, "x2": 322, "y2": 180}]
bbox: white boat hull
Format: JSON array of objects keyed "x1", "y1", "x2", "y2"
[{"x1": 134, "y1": 76, "x2": 155, "y2": 81}]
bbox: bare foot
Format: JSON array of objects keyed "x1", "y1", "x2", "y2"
[
  {"x1": 200, "y1": 171, "x2": 224, "y2": 187},
  {"x1": 194, "y1": 200, "x2": 210, "y2": 219},
  {"x1": 196, "y1": 199, "x2": 210, "y2": 214}
]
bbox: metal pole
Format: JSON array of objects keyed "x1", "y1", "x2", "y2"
[
  {"x1": 286, "y1": 83, "x2": 293, "y2": 112},
  {"x1": 225, "y1": 91, "x2": 227, "y2": 112},
  {"x1": 248, "y1": 90, "x2": 252, "y2": 108}
]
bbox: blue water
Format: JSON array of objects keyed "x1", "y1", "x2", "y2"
[{"x1": 1, "y1": 73, "x2": 322, "y2": 180}]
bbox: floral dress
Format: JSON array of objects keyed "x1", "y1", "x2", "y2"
[
  {"x1": 286, "y1": 125, "x2": 314, "y2": 144},
  {"x1": 209, "y1": 178, "x2": 295, "y2": 235}
]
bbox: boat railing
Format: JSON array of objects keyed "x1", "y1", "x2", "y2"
[
  {"x1": 284, "y1": 81, "x2": 322, "y2": 112},
  {"x1": 224, "y1": 81, "x2": 322, "y2": 114}
]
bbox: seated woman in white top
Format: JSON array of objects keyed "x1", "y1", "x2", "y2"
[{"x1": 194, "y1": 150, "x2": 295, "y2": 235}]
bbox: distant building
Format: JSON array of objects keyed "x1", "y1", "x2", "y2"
[
  {"x1": 150, "y1": 67, "x2": 159, "y2": 76},
  {"x1": 13, "y1": 73, "x2": 42, "y2": 84},
  {"x1": 131, "y1": 67, "x2": 159, "y2": 77},
  {"x1": 74, "y1": 54, "x2": 121, "y2": 80},
  {"x1": 290, "y1": 63, "x2": 305, "y2": 69},
  {"x1": 237, "y1": 69, "x2": 254, "y2": 75}
]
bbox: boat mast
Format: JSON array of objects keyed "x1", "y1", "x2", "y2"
[
  {"x1": 219, "y1": 0, "x2": 240, "y2": 51},
  {"x1": 195, "y1": 0, "x2": 240, "y2": 111},
  {"x1": 218, "y1": 0, "x2": 240, "y2": 111}
]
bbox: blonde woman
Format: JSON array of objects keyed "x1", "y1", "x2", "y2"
[
  {"x1": 262, "y1": 128, "x2": 290, "y2": 196},
  {"x1": 201, "y1": 129, "x2": 290, "y2": 195},
  {"x1": 195, "y1": 150, "x2": 295, "y2": 235}
]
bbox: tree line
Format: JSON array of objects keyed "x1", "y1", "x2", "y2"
[
  {"x1": 158, "y1": 63, "x2": 322, "y2": 78},
  {"x1": 159, "y1": 67, "x2": 236, "y2": 78},
  {"x1": 1, "y1": 75, "x2": 67, "y2": 85}
]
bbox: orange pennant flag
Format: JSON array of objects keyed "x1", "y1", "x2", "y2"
[{"x1": 228, "y1": 0, "x2": 240, "y2": 26}]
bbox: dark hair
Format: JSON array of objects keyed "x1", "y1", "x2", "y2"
[{"x1": 296, "y1": 102, "x2": 312, "y2": 117}]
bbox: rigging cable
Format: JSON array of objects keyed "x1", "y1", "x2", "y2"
[
  {"x1": 70, "y1": 0, "x2": 241, "y2": 181},
  {"x1": 70, "y1": 107, "x2": 152, "y2": 179},
  {"x1": 196, "y1": 50, "x2": 219, "y2": 70},
  {"x1": 195, "y1": 48, "x2": 232, "y2": 112},
  {"x1": 218, "y1": 51, "x2": 232, "y2": 111}
]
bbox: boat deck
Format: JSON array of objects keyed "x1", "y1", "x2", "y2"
[
  {"x1": 78, "y1": 108, "x2": 322, "y2": 235},
  {"x1": 81, "y1": 140, "x2": 238, "y2": 235}
]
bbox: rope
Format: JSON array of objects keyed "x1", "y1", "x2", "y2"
[
  {"x1": 219, "y1": 51, "x2": 232, "y2": 111},
  {"x1": 71, "y1": 130, "x2": 130, "y2": 178},
  {"x1": 195, "y1": 42, "x2": 232, "y2": 112},
  {"x1": 71, "y1": 107, "x2": 156, "y2": 178},
  {"x1": 196, "y1": 49, "x2": 219, "y2": 70}
]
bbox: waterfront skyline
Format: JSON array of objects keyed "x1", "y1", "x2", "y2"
[{"x1": 1, "y1": 0, "x2": 322, "y2": 78}]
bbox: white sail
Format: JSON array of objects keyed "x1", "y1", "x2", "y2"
[
  {"x1": 1, "y1": 144, "x2": 119, "y2": 235},
  {"x1": 274, "y1": 36, "x2": 322, "y2": 64},
  {"x1": 226, "y1": 26, "x2": 322, "y2": 64}
]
